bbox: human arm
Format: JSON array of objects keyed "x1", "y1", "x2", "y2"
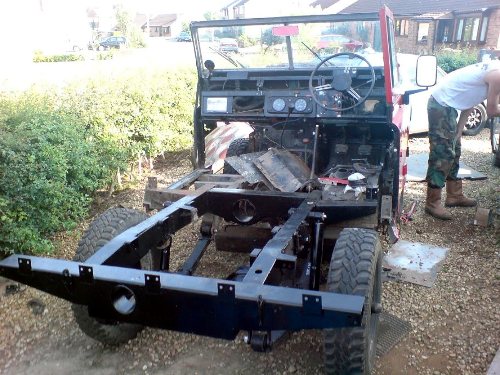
[
  {"x1": 484, "y1": 69, "x2": 500, "y2": 117},
  {"x1": 455, "y1": 108, "x2": 473, "y2": 141}
]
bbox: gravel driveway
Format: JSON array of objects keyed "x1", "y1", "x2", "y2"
[{"x1": 0, "y1": 131, "x2": 498, "y2": 375}]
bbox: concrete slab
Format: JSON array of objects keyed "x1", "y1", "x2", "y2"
[
  {"x1": 406, "y1": 153, "x2": 487, "y2": 182},
  {"x1": 383, "y1": 240, "x2": 449, "y2": 287}
]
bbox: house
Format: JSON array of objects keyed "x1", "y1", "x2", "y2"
[
  {"x1": 220, "y1": 0, "x2": 248, "y2": 19},
  {"x1": 220, "y1": 0, "x2": 320, "y2": 20},
  {"x1": 139, "y1": 14, "x2": 178, "y2": 38},
  {"x1": 311, "y1": 0, "x2": 500, "y2": 54}
]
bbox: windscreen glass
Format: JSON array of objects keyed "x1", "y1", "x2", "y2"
[{"x1": 195, "y1": 20, "x2": 382, "y2": 70}]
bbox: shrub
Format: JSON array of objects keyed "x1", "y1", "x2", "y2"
[
  {"x1": 0, "y1": 68, "x2": 197, "y2": 255},
  {"x1": 436, "y1": 48, "x2": 477, "y2": 73},
  {"x1": 61, "y1": 68, "x2": 197, "y2": 162},
  {"x1": 33, "y1": 51, "x2": 85, "y2": 63},
  {"x1": 0, "y1": 99, "x2": 111, "y2": 254}
]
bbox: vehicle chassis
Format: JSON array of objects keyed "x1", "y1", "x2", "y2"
[{"x1": 0, "y1": 181, "x2": 365, "y2": 343}]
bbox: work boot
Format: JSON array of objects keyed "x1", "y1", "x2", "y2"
[
  {"x1": 445, "y1": 180, "x2": 477, "y2": 207},
  {"x1": 425, "y1": 187, "x2": 452, "y2": 220}
]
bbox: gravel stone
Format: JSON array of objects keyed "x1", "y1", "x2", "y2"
[{"x1": 0, "y1": 134, "x2": 498, "y2": 375}]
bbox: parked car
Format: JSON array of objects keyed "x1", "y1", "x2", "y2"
[
  {"x1": 218, "y1": 38, "x2": 239, "y2": 53},
  {"x1": 397, "y1": 54, "x2": 488, "y2": 136},
  {"x1": 98, "y1": 36, "x2": 127, "y2": 50},
  {"x1": 317, "y1": 34, "x2": 363, "y2": 53},
  {"x1": 177, "y1": 32, "x2": 192, "y2": 42}
]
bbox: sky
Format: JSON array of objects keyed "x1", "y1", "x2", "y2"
[
  {"x1": 0, "y1": 0, "x2": 228, "y2": 61},
  {"x1": 0, "y1": 0, "x2": 320, "y2": 64}
]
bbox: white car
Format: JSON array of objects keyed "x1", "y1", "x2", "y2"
[{"x1": 398, "y1": 54, "x2": 488, "y2": 136}]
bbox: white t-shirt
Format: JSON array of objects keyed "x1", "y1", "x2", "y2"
[{"x1": 432, "y1": 60, "x2": 500, "y2": 110}]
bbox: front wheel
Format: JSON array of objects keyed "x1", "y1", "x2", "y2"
[
  {"x1": 72, "y1": 207, "x2": 152, "y2": 346},
  {"x1": 223, "y1": 138, "x2": 250, "y2": 174},
  {"x1": 324, "y1": 228, "x2": 382, "y2": 375}
]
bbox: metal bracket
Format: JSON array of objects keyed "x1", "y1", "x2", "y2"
[
  {"x1": 302, "y1": 294, "x2": 322, "y2": 316},
  {"x1": 18, "y1": 258, "x2": 32, "y2": 273},
  {"x1": 380, "y1": 195, "x2": 392, "y2": 220},
  {"x1": 78, "y1": 265, "x2": 94, "y2": 283},
  {"x1": 145, "y1": 274, "x2": 161, "y2": 293},
  {"x1": 217, "y1": 283, "x2": 235, "y2": 300}
]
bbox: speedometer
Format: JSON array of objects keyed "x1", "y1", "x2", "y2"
[
  {"x1": 294, "y1": 98, "x2": 307, "y2": 112},
  {"x1": 272, "y1": 98, "x2": 286, "y2": 112}
]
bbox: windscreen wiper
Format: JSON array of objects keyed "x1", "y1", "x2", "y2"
[
  {"x1": 301, "y1": 42, "x2": 333, "y2": 67},
  {"x1": 209, "y1": 47, "x2": 246, "y2": 68}
]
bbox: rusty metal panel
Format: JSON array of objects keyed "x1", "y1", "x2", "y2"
[
  {"x1": 253, "y1": 148, "x2": 311, "y2": 192},
  {"x1": 225, "y1": 151, "x2": 268, "y2": 184}
]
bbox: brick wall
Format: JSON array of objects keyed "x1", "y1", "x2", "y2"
[
  {"x1": 395, "y1": 10, "x2": 500, "y2": 54},
  {"x1": 485, "y1": 9, "x2": 500, "y2": 49},
  {"x1": 396, "y1": 20, "x2": 435, "y2": 54}
]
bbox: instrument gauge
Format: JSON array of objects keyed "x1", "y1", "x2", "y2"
[
  {"x1": 272, "y1": 98, "x2": 286, "y2": 112},
  {"x1": 294, "y1": 98, "x2": 308, "y2": 112}
]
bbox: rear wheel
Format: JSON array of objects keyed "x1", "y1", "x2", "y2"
[
  {"x1": 223, "y1": 138, "x2": 250, "y2": 174},
  {"x1": 72, "y1": 207, "x2": 152, "y2": 346},
  {"x1": 324, "y1": 228, "x2": 382, "y2": 375},
  {"x1": 463, "y1": 104, "x2": 487, "y2": 136}
]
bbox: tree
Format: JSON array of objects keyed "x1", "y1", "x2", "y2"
[
  {"x1": 203, "y1": 11, "x2": 219, "y2": 21},
  {"x1": 114, "y1": 4, "x2": 131, "y2": 36},
  {"x1": 113, "y1": 4, "x2": 145, "y2": 48},
  {"x1": 261, "y1": 28, "x2": 284, "y2": 50}
]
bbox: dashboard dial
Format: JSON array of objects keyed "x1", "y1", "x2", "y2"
[
  {"x1": 272, "y1": 98, "x2": 286, "y2": 112},
  {"x1": 294, "y1": 98, "x2": 307, "y2": 112}
]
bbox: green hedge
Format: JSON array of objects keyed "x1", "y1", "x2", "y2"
[
  {"x1": 33, "y1": 51, "x2": 85, "y2": 63},
  {"x1": 0, "y1": 101, "x2": 110, "y2": 254},
  {"x1": 436, "y1": 49, "x2": 477, "y2": 73},
  {"x1": 0, "y1": 68, "x2": 197, "y2": 255}
]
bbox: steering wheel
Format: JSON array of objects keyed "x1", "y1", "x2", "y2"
[{"x1": 308, "y1": 52, "x2": 376, "y2": 112}]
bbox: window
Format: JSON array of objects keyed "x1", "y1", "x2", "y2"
[
  {"x1": 456, "y1": 19, "x2": 464, "y2": 41},
  {"x1": 395, "y1": 19, "x2": 409, "y2": 36},
  {"x1": 436, "y1": 20, "x2": 453, "y2": 43},
  {"x1": 463, "y1": 18, "x2": 480, "y2": 41},
  {"x1": 455, "y1": 17, "x2": 482, "y2": 42},
  {"x1": 417, "y1": 22, "x2": 429, "y2": 43},
  {"x1": 479, "y1": 16, "x2": 489, "y2": 42}
]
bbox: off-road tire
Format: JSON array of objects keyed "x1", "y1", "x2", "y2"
[
  {"x1": 324, "y1": 228, "x2": 382, "y2": 375},
  {"x1": 72, "y1": 207, "x2": 152, "y2": 346},
  {"x1": 223, "y1": 138, "x2": 250, "y2": 174},
  {"x1": 463, "y1": 104, "x2": 487, "y2": 136}
]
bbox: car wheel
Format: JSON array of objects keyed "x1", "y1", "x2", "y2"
[
  {"x1": 72, "y1": 207, "x2": 152, "y2": 346},
  {"x1": 463, "y1": 104, "x2": 487, "y2": 136},
  {"x1": 324, "y1": 228, "x2": 382, "y2": 375},
  {"x1": 223, "y1": 138, "x2": 250, "y2": 174}
]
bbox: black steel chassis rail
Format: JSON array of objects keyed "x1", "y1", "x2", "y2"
[
  {"x1": 0, "y1": 187, "x2": 365, "y2": 339},
  {"x1": 0, "y1": 256, "x2": 363, "y2": 339}
]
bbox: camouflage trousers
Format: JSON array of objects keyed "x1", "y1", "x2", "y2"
[{"x1": 425, "y1": 96, "x2": 461, "y2": 188}]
